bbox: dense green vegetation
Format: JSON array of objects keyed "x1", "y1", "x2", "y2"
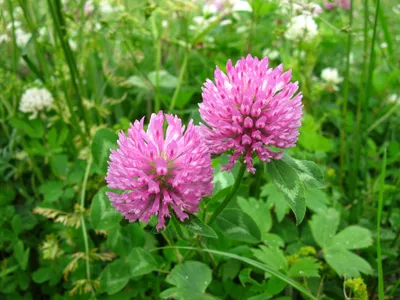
[{"x1": 0, "y1": 0, "x2": 399, "y2": 299}]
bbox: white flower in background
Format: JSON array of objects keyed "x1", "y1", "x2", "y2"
[
  {"x1": 280, "y1": 0, "x2": 322, "y2": 16},
  {"x1": 189, "y1": 16, "x2": 218, "y2": 31},
  {"x1": 387, "y1": 94, "x2": 399, "y2": 104},
  {"x1": 203, "y1": 3, "x2": 218, "y2": 14},
  {"x1": 7, "y1": 21, "x2": 21, "y2": 30},
  {"x1": 262, "y1": 48, "x2": 279, "y2": 60},
  {"x1": 19, "y1": 87, "x2": 54, "y2": 119},
  {"x1": 321, "y1": 68, "x2": 343, "y2": 90},
  {"x1": 321, "y1": 68, "x2": 343, "y2": 84},
  {"x1": 69, "y1": 39, "x2": 77, "y2": 51},
  {"x1": 220, "y1": 19, "x2": 232, "y2": 26},
  {"x1": 161, "y1": 20, "x2": 168, "y2": 28},
  {"x1": 236, "y1": 25, "x2": 248, "y2": 33},
  {"x1": 15, "y1": 28, "x2": 32, "y2": 48},
  {"x1": 232, "y1": 0, "x2": 252, "y2": 12},
  {"x1": 285, "y1": 14, "x2": 318, "y2": 42},
  {"x1": 84, "y1": 0, "x2": 95, "y2": 16},
  {"x1": 0, "y1": 34, "x2": 10, "y2": 44}
]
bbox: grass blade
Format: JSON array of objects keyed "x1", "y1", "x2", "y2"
[{"x1": 376, "y1": 148, "x2": 386, "y2": 300}]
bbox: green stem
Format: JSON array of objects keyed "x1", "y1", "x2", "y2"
[
  {"x1": 151, "y1": 16, "x2": 161, "y2": 112},
  {"x1": 171, "y1": 212, "x2": 185, "y2": 240},
  {"x1": 80, "y1": 156, "x2": 93, "y2": 288},
  {"x1": 47, "y1": 0, "x2": 91, "y2": 138},
  {"x1": 376, "y1": 148, "x2": 386, "y2": 300},
  {"x1": 169, "y1": 49, "x2": 189, "y2": 112},
  {"x1": 366, "y1": 103, "x2": 400, "y2": 134},
  {"x1": 339, "y1": 0, "x2": 353, "y2": 189},
  {"x1": 208, "y1": 163, "x2": 246, "y2": 225}
]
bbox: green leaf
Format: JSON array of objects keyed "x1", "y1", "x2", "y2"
[
  {"x1": 160, "y1": 261, "x2": 213, "y2": 300},
  {"x1": 263, "y1": 233, "x2": 285, "y2": 248},
  {"x1": 237, "y1": 196, "x2": 272, "y2": 240},
  {"x1": 50, "y1": 154, "x2": 68, "y2": 176},
  {"x1": 324, "y1": 247, "x2": 372, "y2": 278},
  {"x1": 0, "y1": 185, "x2": 16, "y2": 206},
  {"x1": 267, "y1": 276, "x2": 287, "y2": 295},
  {"x1": 288, "y1": 257, "x2": 320, "y2": 278},
  {"x1": 266, "y1": 160, "x2": 306, "y2": 224},
  {"x1": 126, "y1": 247, "x2": 157, "y2": 277},
  {"x1": 91, "y1": 128, "x2": 118, "y2": 174},
  {"x1": 11, "y1": 215, "x2": 22, "y2": 235},
  {"x1": 32, "y1": 267, "x2": 53, "y2": 283},
  {"x1": 107, "y1": 224, "x2": 145, "y2": 257},
  {"x1": 9, "y1": 117, "x2": 44, "y2": 138},
  {"x1": 148, "y1": 70, "x2": 178, "y2": 89},
  {"x1": 39, "y1": 181, "x2": 64, "y2": 203},
  {"x1": 100, "y1": 258, "x2": 131, "y2": 295},
  {"x1": 14, "y1": 241, "x2": 30, "y2": 270},
  {"x1": 90, "y1": 187, "x2": 122, "y2": 230},
  {"x1": 123, "y1": 75, "x2": 149, "y2": 90},
  {"x1": 309, "y1": 208, "x2": 340, "y2": 248},
  {"x1": 216, "y1": 208, "x2": 261, "y2": 244},
  {"x1": 330, "y1": 226, "x2": 372, "y2": 250},
  {"x1": 213, "y1": 168, "x2": 235, "y2": 193},
  {"x1": 305, "y1": 189, "x2": 330, "y2": 214},
  {"x1": 251, "y1": 246, "x2": 288, "y2": 272},
  {"x1": 261, "y1": 183, "x2": 289, "y2": 222},
  {"x1": 169, "y1": 247, "x2": 317, "y2": 300},
  {"x1": 283, "y1": 155, "x2": 325, "y2": 189},
  {"x1": 182, "y1": 214, "x2": 217, "y2": 238}
]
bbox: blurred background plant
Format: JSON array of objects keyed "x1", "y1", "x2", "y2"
[{"x1": 0, "y1": 0, "x2": 399, "y2": 299}]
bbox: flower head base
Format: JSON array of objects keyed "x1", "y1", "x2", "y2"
[
  {"x1": 19, "y1": 87, "x2": 54, "y2": 119},
  {"x1": 105, "y1": 112, "x2": 213, "y2": 230},
  {"x1": 199, "y1": 55, "x2": 303, "y2": 173}
]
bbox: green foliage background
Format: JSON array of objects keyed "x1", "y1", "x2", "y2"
[{"x1": 0, "y1": 0, "x2": 399, "y2": 299}]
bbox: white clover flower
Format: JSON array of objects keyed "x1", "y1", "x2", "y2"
[
  {"x1": 69, "y1": 39, "x2": 77, "y2": 51},
  {"x1": 232, "y1": 0, "x2": 252, "y2": 12},
  {"x1": 15, "y1": 28, "x2": 32, "y2": 48},
  {"x1": 321, "y1": 68, "x2": 343, "y2": 84},
  {"x1": 84, "y1": 0, "x2": 95, "y2": 16},
  {"x1": 280, "y1": 0, "x2": 322, "y2": 16},
  {"x1": 285, "y1": 14, "x2": 318, "y2": 42},
  {"x1": 0, "y1": 34, "x2": 10, "y2": 44},
  {"x1": 19, "y1": 87, "x2": 54, "y2": 119},
  {"x1": 203, "y1": 3, "x2": 218, "y2": 14},
  {"x1": 161, "y1": 20, "x2": 168, "y2": 28},
  {"x1": 262, "y1": 48, "x2": 279, "y2": 60}
]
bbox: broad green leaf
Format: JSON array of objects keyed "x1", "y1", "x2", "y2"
[
  {"x1": 266, "y1": 160, "x2": 306, "y2": 224},
  {"x1": 237, "y1": 196, "x2": 272, "y2": 240},
  {"x1": 100, "y1": 258, "x2": 131, "y2": 295},
  {"x1": 288, "y1": 257, "x2": 320, "y2": 278},
  {"x1": 283, "y1": 155, "x2": 325, "y2": 189},
  {"x1": 91, "y1": 128, "x2": 118, "y2": 174},
  {"x1": 9, "y1": 117, "x2": 44, "y2": 138},
  {"x1": 126, "y1": 247, "x2": 157, "y2": 277},
  {"x1": 213, "y1": 168, "x2": 235, "y2": 193},
  {"x1": 305, "y1": 189, "x2": 330, "y2": 214},
  {"x1": 107, "y1": 224, "x2": 145, "y2": 257},
  {"x1": 32, "y1": 267, "x2": 53, "y2": 283},
  {"x1": 169, "y1": 247, "x2": 317, "y2": 300},
  {"x1": 123, "y1": 75, "x2": 149, "y2": 90},
  {"x1": 14, "y1": 241, "x2": 30, "y2": 271},
  {"x1": 160, "y1": 261, "x2": 213, "y2": 300},
  {"x1": 267, "y1": 276, "x2": 287, "y2": 295},
  {"x1": 324, "y1": 248, "x2": 372, "y2": 278},
  {"x1": 39, "y1": 181, "x2": 64, "y2": 203},
  {"x1": 330, "y1": 226, "x2": 372, "y2": 250},
  {"x1": 183, "y1": 214, "x2": 217, "y2": 238},
  {"x1": 263, "y1": 233, "x2": 285, "y2": 248},
  {"x1": 261, "y1": 183, "x2": 289, "y2": 222},
  {"x1": 50, "y1": 154, "x2": 68, "y2": 176},
  {"x1": 148, "y1": 70, "x2": 178, "y2": 89},
  {"x1": 251, "y1": 246, "x2": 288, "y2": 272},
  {"x1": 309, "y1": 208, "x2": 340, "y2": 248},
  {"x1": 216, "y1": 208, "x2": 261, "y2": 244},
  {"x1": 299, "y1": 115, "x2": 333, "y2": 152},
  {"x1": 0, "y1": 185, "x2": 16, "y2": 206},
  {"x1": 11, "y1": 215, "x2": 22, "y2": 235},
  {"x1": 90, "y1": 188, "x2": 122, "y2": 230}
]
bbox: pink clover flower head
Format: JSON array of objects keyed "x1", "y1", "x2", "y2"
[
  {"x1": 324, "y1": 0, "x2": 350, "y2": 11},
  {"x1": 105, "y1": 111, "x2": 214, "y2": 230},
  {"x1": 199, "y1": 54, "x2": 303, "y2": 173}
]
